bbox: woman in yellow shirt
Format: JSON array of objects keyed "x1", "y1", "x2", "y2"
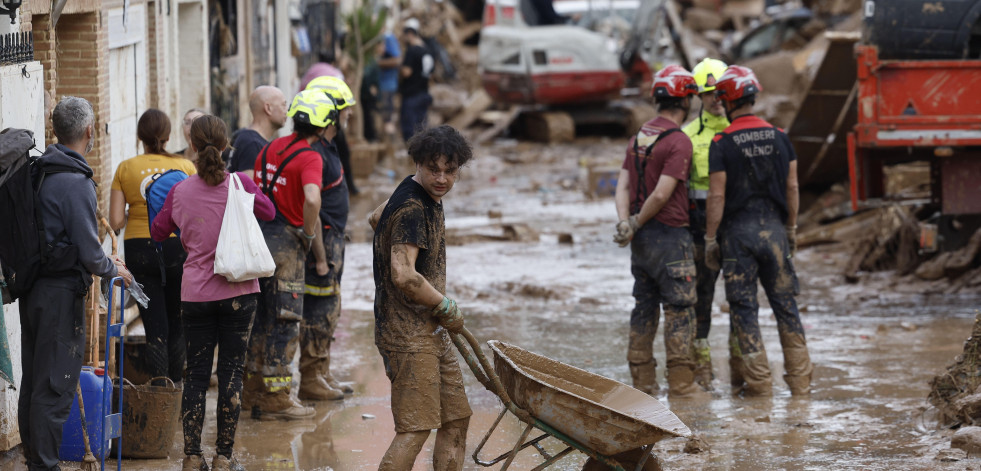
[{"x1": 110, "y1": 108, "x2": 197, "y2": 385}]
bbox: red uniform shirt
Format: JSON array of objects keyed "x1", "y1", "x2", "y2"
[
  {"x1": 253, "y1": 133, "x2": 323, "y2": 227},
  {"x1": 621, "y1": 116, "x2": 693, "y2": 227}
]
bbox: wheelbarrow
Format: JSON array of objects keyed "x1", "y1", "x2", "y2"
[{"x1": 451, "y1": 328, "x2": 691, "y2": 471}]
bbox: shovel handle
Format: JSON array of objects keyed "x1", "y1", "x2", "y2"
[{"x1": 100, "y1": 217, "x2": 117, "y2": 256}]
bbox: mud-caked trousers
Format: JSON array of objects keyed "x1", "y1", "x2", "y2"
[
  {"x1": 181, "y1": 294, "x2": 256, "y2": 458},
  {"x1": 720, "y1": 201, "x2": 813, "y2": 396},
  {"x1": 19, "y1": 276, "x2": 85, "y2": 471},
  {"x1": 627, "y1": 221, "x2": 699, "y2": 395},
  {"x1": 300, "y1": 226, "x2": 346, "y2": 398},
  {"x1": 689, "y1": 199, "x2": 722, "y2": 387},
  {"x1": 245, "y1": 220, "x2": 306, "y2": 409}
]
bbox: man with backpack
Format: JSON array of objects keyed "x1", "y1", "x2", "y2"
[
  {"x1": 14, "y1": 96, "x2": 132, "y2": 470},
  {"x1": 613, "y1": 66, "x2": 704, "y2": 398}
]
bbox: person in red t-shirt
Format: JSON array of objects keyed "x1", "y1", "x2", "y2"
[
  {"x1": 243, "y1": 89, "x2": 334, "y2": 420},
  {"x1": 613, "y1": 65, "x2": 705, "y2": 398}
]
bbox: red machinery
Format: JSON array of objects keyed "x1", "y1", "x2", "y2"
[{"x1": 847, "y1": 44, "x2": 981, "y2": 247}]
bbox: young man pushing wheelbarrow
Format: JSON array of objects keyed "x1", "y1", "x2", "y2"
[{"x1": 370, "y1": 125, "x2": 475, "y2": 470}]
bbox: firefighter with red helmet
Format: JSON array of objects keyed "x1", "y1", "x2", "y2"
[
  {"x1": 613, "y1": 65, "x2": 704, "y2": 397},
  {"x1": 705, "y1": 65, "x2": 813, "y2": 396}
]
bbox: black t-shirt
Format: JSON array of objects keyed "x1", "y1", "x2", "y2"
[
  {"x1": 311, "y1": 138, "x2": 349, "y2": 233},
  {"x1": 226, "y1": 129, "x2": 269, "y2": 173},
  {"x1": 708, "y1": 115, "x2": 796, "y2": 223},
  {"x1": 372, "y1": 176, "x2": 447, "y2": 354},
  {"x1": 399, "y1": 44, "x2": 434, "y2": 98}
]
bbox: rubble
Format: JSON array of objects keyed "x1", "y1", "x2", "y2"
[{"x1": 929, "y1": 312, "x2": 981, "y2": 426}]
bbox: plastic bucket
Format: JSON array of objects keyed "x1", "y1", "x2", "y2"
[
  {"x1": 59, "y1": 367, "x2": 110, "y2": 460},
  {"x1": 114, "y1": 377, "x2": 182, "y2": 459}
]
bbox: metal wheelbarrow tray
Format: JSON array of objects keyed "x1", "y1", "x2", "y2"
[{"x1": 451, "y1": 329, "x2": 690, "y2": 470}]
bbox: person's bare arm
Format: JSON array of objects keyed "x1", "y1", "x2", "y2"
[
  {"x1": 635, "y1": 175, "x2": 679, "y2": 226},
  {"x1": 368, "y1": 199, "x2": 390, "y2": 231},
  {"x1": 391, "y1": 243, "x2": 443, "y2": 308},
  {"x1": 786, "y1": 160, "x2": 799, "y2": 228},
  {"x1": 400, "y1": 65, "x2": 412, "y2": 78},
  {"x1": 109, "y1": 189, "x2": 127, "y2": 232},
  {"x1": 614, "y1": 169, "x2": 630, "y2": 221},
  {"x1": 378, "y1": 56, "x2": 401, "y2": 68},
  {"x1": 706, "y1": 171, "x2": 727, "y2": 238},
  {"x1": 303, "y1": 183, "x2": 327, "y2": 270}
]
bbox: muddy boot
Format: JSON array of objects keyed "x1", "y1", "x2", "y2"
[
  {"x1": 323, "y1": 347, "x2": 354, "y2": 394},
  {"x1": 211, "y1": 455, "x2": 245, "y2": 471},
  {"x1": 299, "y1": 359, "x2": 345, "y2": 401},
  {"x1": 667, "y1": 365, "x2": 708, "y2": 398},
  {"x1": 241, "y1": 372, "x2": 263, "y2": 414},
  {"x1": 629, "y1": 360, "x2": 659, "y2": 395},
  {"x1": 728, "y1": 334, "x2": 745, "y2": 392},
  {"x1": 182, "y1": 455, "x2": 209, "y2": 471},
  {"x1": 256, "y1": 388, "x2": 316, "y2": 420},
  {"x1": 692, "y1": 338, "x2": 714, "y2": 391},
  {"x1": 740, "y1": 351, "x2": 773, "y2": 397},
  {"x1": 780, "y1": 332, "x2": 814, "y2": 396}
]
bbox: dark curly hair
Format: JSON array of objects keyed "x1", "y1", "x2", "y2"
[{"x1": 406, "y1": 125, "x2": 474, "y2": 168}]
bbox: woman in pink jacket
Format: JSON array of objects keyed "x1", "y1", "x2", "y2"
[{"x1": 152, "y1": 115, "x2": 275, "y2": 471}]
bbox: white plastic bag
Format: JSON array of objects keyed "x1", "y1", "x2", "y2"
[{"x1": 214, "y1": 173, "x2": 275, "y2": 282}]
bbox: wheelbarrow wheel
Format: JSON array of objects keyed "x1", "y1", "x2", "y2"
[{"x1": 581, "y1": 447, "x2": 663, "y2": 471}]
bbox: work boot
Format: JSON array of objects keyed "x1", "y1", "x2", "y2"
[
  {"x1": 255, "y1": 391, "x2": 316, "y2": 421},
  {"x1": 299, "y1": 360, "x2": 345, "y2": 401},
  {"x1": 667, "y1": 365, "x2": 709, "y2": 398},
  {"x1": 692, "y1": 338, "x2": 714, "y2": 391},
  {"x1": 323, "y1": 346, "x2": 355, "y2": 394},
  {"x1": 740, "y1": 351, "x2": 773, "y2": 397},
  {"x1": 182, "y1": 454, "x2": 209, "y2": 471},
  {"x1": 211, "y1": 454, "x2": 245, "y2": 471},
  {"x1": 629, "y1": 360, "x2": 659, "y2": 395},
  {"x1": 780, "y1": 331, "x2": 814, "y2": 396},
  {"x1": 241, "y1": 372, "x2": 263, "y2": 413},
  {"x1": 729, "y1": 334, "x2": 745, "y2": 392}
]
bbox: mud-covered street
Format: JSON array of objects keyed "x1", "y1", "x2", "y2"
[{"x1": 8, "y1": 138, "x2": 980, "y2": 471}]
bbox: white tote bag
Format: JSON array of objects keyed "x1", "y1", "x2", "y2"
[{"x1": 214, "y1": 173, "x2": 276, "y2": 282}]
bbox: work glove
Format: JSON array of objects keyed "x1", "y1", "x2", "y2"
[
  {"x1": 613, "y1": 215, "x2": 640, "y2": 247},
  {"x1": 704, "y1": 235, "x2": 721, "y2": 272},
  {"x1": 432, "y1": 296, "x2": 465, "y2": 334},
  {"x1": 786, "y1": 225, "x2": 798, "y2": 257}
]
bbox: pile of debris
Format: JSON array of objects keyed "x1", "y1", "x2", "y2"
[
  {"x1": 797, "y1": 173, "x2": 981, "y2": 293},
  {"x1": 929, "y1": 312, "x2": 981, "y2": 427}
]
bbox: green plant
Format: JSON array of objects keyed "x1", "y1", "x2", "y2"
[{"x1": 342, "y1": 0, "x2": 388, "y2": 143}]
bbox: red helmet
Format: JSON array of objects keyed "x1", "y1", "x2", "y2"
[
  {"x1": 714, "y1": 65, "x2": 762, "y2": 101},
  {"x1": 650, "y1": 65, "x2": 698, "y2": 98}
]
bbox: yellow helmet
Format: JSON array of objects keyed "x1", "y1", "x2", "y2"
[
  {"x1": 288, "y1": 89, "x2": 338, "y2": 128},
  {"x1": 691, "y1": 58, "x2": 728, "y2": 94},
  {"x1": 305, "y1": 75, "x2": 357, "y2": 110}
]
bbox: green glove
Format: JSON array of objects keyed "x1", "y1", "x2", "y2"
[{"x1": 432, "y1": 296, "x2": 464, "y2": 333}]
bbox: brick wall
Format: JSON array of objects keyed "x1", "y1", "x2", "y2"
[{"x1": 54, "y1": 12, "x2": 112, "y2": 210}]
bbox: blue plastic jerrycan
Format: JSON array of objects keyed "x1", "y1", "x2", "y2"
[{"x1": 59, "y1": 367, "x2": 110, "y2": 460}]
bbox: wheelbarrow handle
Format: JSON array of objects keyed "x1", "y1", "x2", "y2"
[{"x1": 451, "y1": 328, "x2": 532, "y2": 423}]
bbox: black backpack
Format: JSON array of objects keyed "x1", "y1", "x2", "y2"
[{"x1": 0, "y1": 129, "x2": 86, "y2": 303}]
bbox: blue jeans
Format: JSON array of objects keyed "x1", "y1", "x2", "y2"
[{"x1": 400, "y1": 92, "x2": 433, "y2": 142}]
